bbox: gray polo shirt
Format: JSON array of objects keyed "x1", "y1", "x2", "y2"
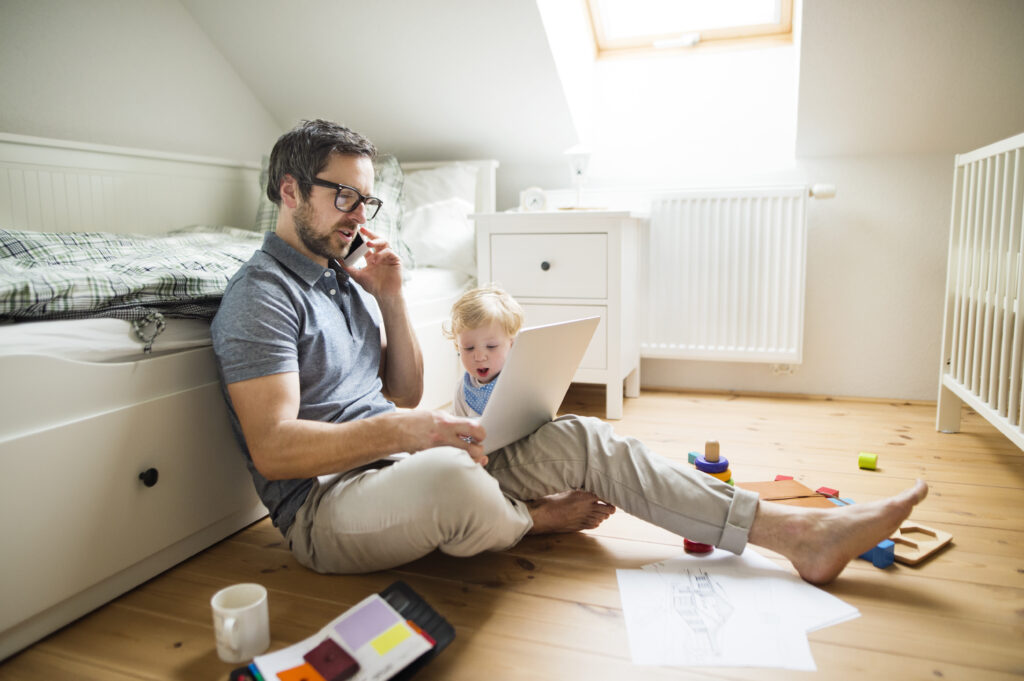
[{"x1": 211, "y1": 232, "x2": 395, "y2": 534}]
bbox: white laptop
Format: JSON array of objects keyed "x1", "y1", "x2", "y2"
[{"x1": 478, "y1": 316, "x2": 600, "y2": 455}]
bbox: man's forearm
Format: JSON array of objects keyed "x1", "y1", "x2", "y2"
[
  {"x1": 250, "y1": 411, "x2": 412, "y2": 480},
  {"x1": 249, "y1": 408, "x2": 489, "y2": 480},
  {"x1": 377, "y1": 294, "x2": 424, "y2": 407}
]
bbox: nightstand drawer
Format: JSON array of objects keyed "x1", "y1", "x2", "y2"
[
  {"x1": 489, "y1": 233, "x2": 607, "y2": 299},
  {"x1": 521, "y1": 304, "x2": 606, "y2": 370}
]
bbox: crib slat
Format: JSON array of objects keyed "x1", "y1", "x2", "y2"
[
  {"x1": 991, "y1": 152, "x2": 1013, "y2": 414},
  {"x1": 974, "y1": 157, "x2": 994, "y2": 396},
  {"x1": 963, "y1": 161, "x2": 982, "y2": 388},
  {"x1": 948, "y1": 163, "x2": 968, "y2": 382},
  {"x1": 958, "y1": 161, "x2": 977, "y2": 385},
  {"x1": 1011, "y1": 150, "x2": 1024, "y2": 426},
  {"x1": 979, "y1": 156, "x2": 995, "y2": 403}
]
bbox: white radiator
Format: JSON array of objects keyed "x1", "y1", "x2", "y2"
[
  {"x1": 937, "y1": 131, "x2": 1024, "y2": 451},
  {"x1": 640, "y1": 186, "x2": 822, "y2": 363}
]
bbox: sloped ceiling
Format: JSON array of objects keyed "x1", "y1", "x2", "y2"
[
  {"x1": 797, "y1": 0, "x2": 1024, "y2": 157},
  {"x1": 180, "y1": 0, "x2": 579, "y2": 166}
]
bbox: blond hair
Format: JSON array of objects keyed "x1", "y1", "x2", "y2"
[{"x1": 444, "y1": 285, "x2": 523, "y2": 344}]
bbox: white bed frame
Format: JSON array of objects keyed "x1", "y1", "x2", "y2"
[{"x1": 0, "y1": 133, "x2": 496, "y2": 660}]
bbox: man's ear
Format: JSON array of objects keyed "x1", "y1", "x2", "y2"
[{"x1": 279, "y1": 174, "x2": 301, "y2": 210}]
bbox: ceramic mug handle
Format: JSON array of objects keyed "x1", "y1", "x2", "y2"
[{"x1": 221, "y1": 616, "x2": 239, "y2": 653}]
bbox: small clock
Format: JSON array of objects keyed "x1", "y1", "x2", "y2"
[{"x1": 519, "y1": 186, "x2": 547, "y2": 212}]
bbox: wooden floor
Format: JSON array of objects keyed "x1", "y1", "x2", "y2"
[{"x1": 2, "y1": 387, "x2": 1023, "y2": 680}]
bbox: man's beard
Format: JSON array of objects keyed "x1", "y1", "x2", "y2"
[{"x1": 293, "y1": 200, "x2": 352, "y2": 262}]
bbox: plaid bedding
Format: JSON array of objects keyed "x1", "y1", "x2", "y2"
[{"x1": 0, "y1": 225, "x2": 262, "y2": 324}]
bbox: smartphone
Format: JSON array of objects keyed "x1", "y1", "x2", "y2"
[{"x1": 343, "y1": 230, "x2": 370, "y2": 267}]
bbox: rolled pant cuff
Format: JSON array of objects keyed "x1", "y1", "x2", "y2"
[{"x1": 717, "y1": 485, "x2": 759, "y2": 554}]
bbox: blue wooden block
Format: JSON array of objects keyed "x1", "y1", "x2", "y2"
[
  {"x1": 828, "y1": 497, "x2": 845, "y2": 506},
  {"x1": 858, "y1": 539, "x2": 895, "y2": 568},
  {"x1": 687, "y1": 451, "x2": 699, "y2": 464}
]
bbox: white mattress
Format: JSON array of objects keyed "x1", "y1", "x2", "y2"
[
  {"x1": 0, "y1": 267, "x2": 473, "y2": 363},
  {"x1": 404, "y1": 267, "x2": 470, "y2": 300},
  {"x1": 0, "y1": 317, "x2": 214, "y2": 363},
  {"x1": 404, "y1": 266, "x2": 474, "y2": 322}
]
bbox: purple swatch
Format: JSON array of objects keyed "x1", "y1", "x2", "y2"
[{"x1": 333, "y1": 598, "x2": 400, "y2": 651}]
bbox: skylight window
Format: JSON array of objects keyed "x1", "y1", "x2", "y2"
[{"x1": 587, "y1": 0, "x2": 792, "y2": 56}]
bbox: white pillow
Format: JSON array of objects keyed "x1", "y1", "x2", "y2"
[
  {"x1": 401, "y1": 197, "x2": 476, "y2": 276},
  {"x1": 402, "y1": 164, "x2": 477, "y2": 213}
]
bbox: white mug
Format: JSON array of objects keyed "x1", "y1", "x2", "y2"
[{"x1": 211, "y1": 583, "x2": 270, "y2": 663}]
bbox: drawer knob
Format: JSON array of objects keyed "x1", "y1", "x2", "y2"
[
  {"x1": 139, "y1": 467, "x2": 159, "y2": 488},
  {"x1": 540, "y1": 261, "x2": 551, "y2": 271}
]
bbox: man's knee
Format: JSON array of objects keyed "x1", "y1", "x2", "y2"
[
  {"x1": 414, "y1": 448, "x2": 527, "y2": 552},
  {"x1": 541, "y1": 413, "x2": 613, "y2": 449},
  {"x1": 413, "y1": 448, "x2": 507, "y2": 514}
]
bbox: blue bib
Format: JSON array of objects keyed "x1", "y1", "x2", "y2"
[{"x1": 462, "y1": 372, "x2": 498, "y2": 415}]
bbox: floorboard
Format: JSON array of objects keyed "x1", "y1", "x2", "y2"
[{"x1": 2, "y1": 387, "x2": 1022, "y2": 680}]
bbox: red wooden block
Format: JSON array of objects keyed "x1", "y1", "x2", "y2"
[
  {"x1": 816, "y1": 486, "x2": 840, "y2": 497},
  {"x1": 774, "y1": 474, "x2": 794, "y2": 481},
  {"x1": 683, "y1": 538, "x2": 714, "y2": 554}
]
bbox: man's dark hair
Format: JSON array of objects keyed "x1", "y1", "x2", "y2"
[{"x1": 266, "y1": 119, "x2": 377, "y2": 205}]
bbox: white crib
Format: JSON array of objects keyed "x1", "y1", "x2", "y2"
[{"x1": 937, "y1": 131, "x2": 1024, "y2": 451}]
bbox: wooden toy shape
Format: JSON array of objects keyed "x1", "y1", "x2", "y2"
[
  {"x1": 704, "y1": 440, "x2": 720, "y2": 462},
  {"x1": 858, "y1": 452, "x2": 879, "y2": 470},
  {"x1": 687, "y1": 451, "x2": 699, "y2": 464},
  {"x1": 683, "y1": 440, "x2": 725, "y2": 552},
  {"x1": 816, "y1": 486, "x2": 840, "y2": 497},
  {"x1": 889, "y1": 521, "x2": 953, "y2": 565},
  {"x1": 859, "y1": 539, "x2": 895, "y2": 568},
  {"x1": 736, "y1": 480, "x2": 838, "y2": 508},
  {"x1": 695, "y1": 456, "x2": 729, "y2": 474},
  {"x1": 774, "y1": 474, "x2": 794, "y2": 481}
]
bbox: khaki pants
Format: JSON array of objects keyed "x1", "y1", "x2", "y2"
[{"x1": 287, "y1": 415, "x2": 759, "y2": 574}]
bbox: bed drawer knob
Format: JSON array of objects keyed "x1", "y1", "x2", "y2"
[
  {"x1": 139, "y1": 468, "x2": 159, "y2": 487},
  {"x1": 540, "y1": 261, "x2": 551, "y2": 271}
]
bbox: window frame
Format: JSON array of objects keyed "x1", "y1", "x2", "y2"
[{"x1": 585, "y1": 0, "x2": 793, "y2": 58}]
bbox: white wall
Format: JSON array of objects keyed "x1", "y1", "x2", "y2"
[
  {"x1": 2, "y1": 0, "x2": 1020, "y2": 401},
  {"x1": 538, "y1": 0, "x2": 1024, "y2": 401},
  {"x1": 642, "y1": 153, "x2": 952, "y2": 400},
  {"x1": 796, "y1": 0, "x2": 1024, "y2": 157},
  {"x1": 179, "y1": 0, "x2": 579, "y2": 171},
  {"x1": 0, "y1": 0, "x2": 281, "y2": 163}
]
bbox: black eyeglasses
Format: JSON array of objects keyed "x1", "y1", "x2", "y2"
[{"x1": 308, "y1": 178, "x2": 383, "y2": 220}]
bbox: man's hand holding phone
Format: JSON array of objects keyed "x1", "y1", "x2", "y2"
[{"x1": 342, "y1": 226, "x2": 403, "y2": 298}]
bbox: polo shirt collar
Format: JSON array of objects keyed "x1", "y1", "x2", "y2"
[{"x1": 260, "y1": 231, "x2": 349, "y2": 286}]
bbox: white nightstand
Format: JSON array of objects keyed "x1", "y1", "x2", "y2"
[{"x1": 473, "y1": 210, "x2": 645, "y2": 419}]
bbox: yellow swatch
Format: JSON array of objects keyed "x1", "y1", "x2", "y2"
[{"x1": 370, "y1": 622, "x2": 412, "y2": 655}]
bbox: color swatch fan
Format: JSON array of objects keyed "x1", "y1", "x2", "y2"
[{"x1": 235, "y1": 581, "x2": 453, "y2": 681}]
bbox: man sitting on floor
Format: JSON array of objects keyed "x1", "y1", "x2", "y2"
[{"x1": 211, "y1": 118, "x2": 928, "y2": 584}]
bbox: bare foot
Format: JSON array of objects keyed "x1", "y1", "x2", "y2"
[
  {"x1": 749, "y1": 479, "x2": 929, "y2": 585},
  {"x1": 527, "y1": 490, "x2": 616, "y2": 534}
]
